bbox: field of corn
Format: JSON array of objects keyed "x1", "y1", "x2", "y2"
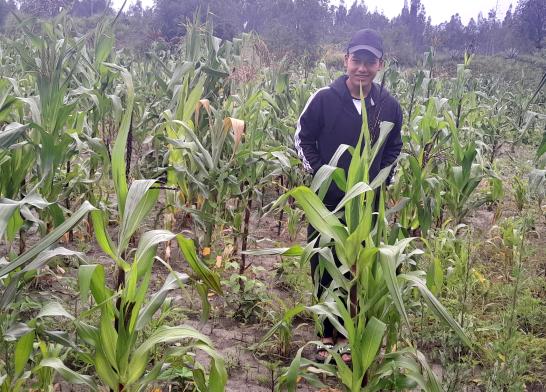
[{"x1": 1, "y1": 13, "x2": 546, "y2": 392}]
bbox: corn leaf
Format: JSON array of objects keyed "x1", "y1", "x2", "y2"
[
  {"x1": 37, "y1": 358, "x2": 97, "y2": 390},
  {"x1": 176, "y1": 234, "x2": 222, "y2": 294},
  {"x1": 14, "y1": 329, "x2": 34, "y2": 377},
  {"x1": 104, "y1": 63, "x2": 134, "y2": 217},
  {"x1": 359, "y1": 316, "x2": 387, "y2": 374},
  {"x1": 117, "y1": 179, "x2": 159, "y2": 255},
  {"x1": 287, "y1": 186, "x2": 347, "y2": 243},
  {"x1": 0, "y1": 122, "x2": 28, "y2": 148},
  {"x1": 135, "y1": 271, "x2": 189, "y2": 331},
  {"x1": 36, "y1": 302, "x2": 74, "y2": 320},
  {"x1": 379, "y1": 245, "x2": 410, "y2": 328},
  {"x1": 0, "y1": 201, "x2": 96, "y2": 278},
  {"x1": 401, "y1": 273, "x2": 472, "y2": 348}
]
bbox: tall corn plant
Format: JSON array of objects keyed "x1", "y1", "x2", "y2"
[
  {"x1": 64, "y1": 64, "x2": 226, "y2": 391},
  {"x1": 393, "y1": 96, "x2": 450, "y2": 235},
  {"x1": 152, "y1": 20, "x2": 245, "y2": 251},
  {"x1": 274, "y1": 89, "x2": 472, "y2": 391},
  {"x1": 163, "y1": 97, "x2": 244, "y2": 249},
  {"x1": 12, "y1": 16, "x2": 86, "y2": 209},
  {"x1": 161, "y1": 71, "x2": 205, "y2": 249},
  {"x1": 1, "y1": 16, "x2": 89, "y2": 253}
]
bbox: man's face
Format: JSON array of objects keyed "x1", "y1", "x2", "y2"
[{"x1": 344, "y1": 50, "x2": 383, "y2": 92}]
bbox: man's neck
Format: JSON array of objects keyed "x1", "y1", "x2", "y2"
[{"x1": 346, "y1": 79, "x2": 372, "y2": 99}]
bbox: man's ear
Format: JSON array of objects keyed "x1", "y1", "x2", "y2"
[
  {"x1": 344, "y1": 53, "x2": 349, "y2": 68},
  {"x1": 379, "y1": 58, "x2": 385, "y2": 69}
]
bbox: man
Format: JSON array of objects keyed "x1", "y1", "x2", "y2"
[{"x1": 294, "y1": 29, "x2": 403, "y2": 363}]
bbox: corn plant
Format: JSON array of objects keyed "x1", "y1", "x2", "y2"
[
  {"x1": 268, "y1": 89, "x2": 472, "y2": 391},
  {"x1": 251, "y1": 300, "x2": 307, "y2": 357},
  {"x1": 394, "y1": 97, "x2": 450, "y2": 234},
  {"x1": 12, "y1": 16, "x2": 86, "y2": 205},
  {"x1": 0, "y1": 289, "x2": 93, "y2": 392},
  {"x1": 77, "y1": 192, "x2": 226, "y2": 390},
  {"x1": 152, "y1": 20, "x2": 247, "y2": 251},
  {"x1": 441, "y1": 117, "x2": 498, "y2": 223},
  {"x1": 62, "y1": 64, "x2": 226, "y2": 391},
  {"x1": 449, "y1": 53, "x2": 473, "y2": 130},
  {"x1": 0, "y1": 201, "x2": 97, "y2": 390},
  {"x1": 164, "y1": 100, "x2": 245, "y2": 249}
]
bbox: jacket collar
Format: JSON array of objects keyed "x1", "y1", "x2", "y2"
[{"x1": 331, "y1": 75, "x2": 377, "y2": 107}]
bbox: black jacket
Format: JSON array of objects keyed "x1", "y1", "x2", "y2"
[{"x1": 294, "y1": 75, "x2": 403, "y2": 207}]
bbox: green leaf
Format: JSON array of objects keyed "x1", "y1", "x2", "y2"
[
  {"x1": 284, "y1": 343, "x2": 308, "y2": 391},
  {"x1": 117, "y1": 180, "x2": 159, "y2": 255},
  {"x1": 370, "y1": 162, "x2": 397, "y2": 189},
  {"x1": 176, "y1": 235, "x2": 222, "y2": 295},
  {"x1": 379, "y1": 245, "x2": 410, "y2": 328},
  {"x1": 99, "y1": 312, "x2": 118, "y2": 371},
  {"x1": 128, "y1": 325, "x2": 212, "y2": 383},
  {"x1": 242, "y1": 245, "x2": 303, "y2": 256},
  {"x1": 37, "y1": 302, "x2": 74, "y2": 320},
  {"x1": 0, "y1": 122, "x2": 28, "y2": 149},
  {"x1": 194, "y1": 343, "x2": 228, "y2": 392},
  {"x1": 23, "y1": 247, "x2": 86, "y2": 272},
  {"x1": 370, "y1": 121, "x2": 395, "y2": 164},
  {"x1": 287, "y1": 186, "x2": 347, "y2": 244},
  {"x1": 95, "y1": 348, "x2": 118, "y2": 390},
  {"x1": 78, "y1": 264, "x2": 107, "y2": 304},
  {"x1": 94, "y1": 25, "x2": 114, "y2": 69},
  {"x1": 401, "y1": 273, "x2": 472, "y2": 348},
  {"x1": 37, "y1": 358, "x2": 97, "y2": 390},
  {"x1": 359, "y1": 317, "x2": 387, "y2": 375},
  {"x1": 0, "y1": 201, "x2": 96, "y2": 278},
  {"x1": 181, "y1": 77, "x2": 205, "y2": 122},
  {"x1": 4, "y1": 323, "x2": 34, "y2": 341},
  {"x1": 332, "y1": 182, "x2": 372, "y2": 214},
  {"x1": 0, "y1": 202, "x2": 19, "y2": 240},
  {"x1": 14, "y1": 330, "x2": 34, "y2": 377},
  {"x1": 134, "y1": 230, "x2": 176, "y2": 279},
  {"x1": 426, "y1": 257, "x2": 444, "y2": 296},
  {"x1": 307, "y1": 303, "x2": 348, "y2": 338},
  {"x1": 196, "y1": 282, "x2": 211, "y2": 322},
  {"x1": 0, "y1": 193, "x2": 50, "y2": 240},
  {"x1": 133, "y1": 325, "x2": 212, "y2": 357},
  {"x1": 90, "y1": 210, "x2": 118, "y2": 262},
  {"x1": 105, "y1": 63, "x2": 134, "y2": 217},
  {"x1": 135, "y1": 271, "x2": 189, "y2": 331}
]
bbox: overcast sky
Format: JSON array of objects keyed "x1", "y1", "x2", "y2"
[{"x1": 112, "y1": 0, "x2": 514, "y2": 25}]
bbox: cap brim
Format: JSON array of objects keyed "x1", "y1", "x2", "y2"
[{"x1": 348, "y1": 45, "x2": 382, "y2": 58}]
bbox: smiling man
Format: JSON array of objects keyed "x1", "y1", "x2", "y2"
[{"x1": 294, "y1": 28, "x2": 403, "y2": 363}]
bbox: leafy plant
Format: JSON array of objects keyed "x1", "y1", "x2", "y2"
[
  {"x1": 252, "y1": 300, "x2": 306, "y2": 357},
  {"x1": 269, "y1": 89, "x2": 472, "y2": 391},
  {"x1": 222, "y1": 260, "x2": 268, "y2": 323}
]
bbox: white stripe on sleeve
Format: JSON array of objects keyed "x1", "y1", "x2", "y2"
[{"x1": 294, "y1": 87, "x2": 330, "y2": 173}]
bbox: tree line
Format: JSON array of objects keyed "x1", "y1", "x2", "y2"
[{"x1": 1, "y1": 0, "x2": 544, "y2": 63}]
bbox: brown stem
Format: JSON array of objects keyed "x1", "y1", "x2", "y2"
[
  {"x1": 350, "y1": 265, "x2": 358, "y2": 317},
  {"x1": 239, "y1": 197, "x2": 252, "y2": 291},
  {"x1": 66, "y1": 160, "x2": 74, "y2": 243},
  {"x1": 455, "y1": 98, "x2": 463, "y2": 129},
  {"x1": 276, "y1": 176, "x2": 284, "y2": 235},
  {"x1": 233, "y1": 197, "x2": 240, "y2": 255},
  {"x1": 125, "y1": 111, "x2": 133, "y2": 179},
  {"x1": 19, "y1": 229, "x2": 25, "y2": 255}
]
